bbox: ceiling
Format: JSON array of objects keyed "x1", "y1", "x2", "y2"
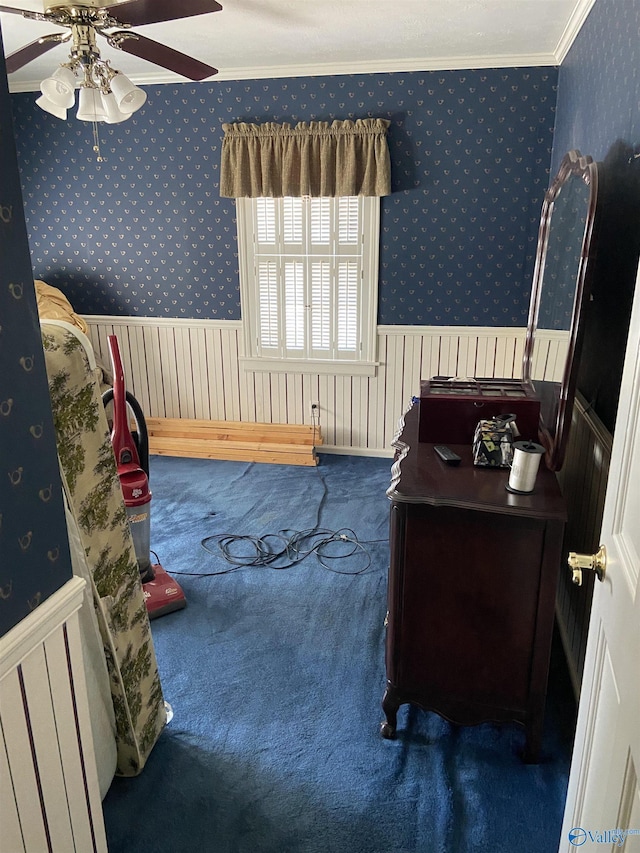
[{"x1": 2, "y1": 0, "x2": 596, "y2": 93}]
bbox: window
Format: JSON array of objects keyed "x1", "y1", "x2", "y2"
[{"x1": 236, "y1": 196, "x2": 379, "y2": 375}]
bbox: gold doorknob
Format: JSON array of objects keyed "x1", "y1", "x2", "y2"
[{"x1": 568, "y1": 544, "x2": 607, "y2": 586}]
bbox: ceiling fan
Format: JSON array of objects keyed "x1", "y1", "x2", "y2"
[{"x1": 0, "y1": 0, "x2": 223, "y2": 80}]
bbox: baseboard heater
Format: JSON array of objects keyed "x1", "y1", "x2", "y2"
[{"x1": 145, "y1": 418, "x2": 322, "y2": 466}]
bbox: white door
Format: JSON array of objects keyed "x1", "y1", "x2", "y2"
[{"x1": 559, "y1": 259, "x2": 640, "y2": 851}]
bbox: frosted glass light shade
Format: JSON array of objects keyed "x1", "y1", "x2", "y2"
[
  {"x1": 101, "y1": 91, "x2": 130, "y2": 123},
  {"x1": 110, "y1": 72, "x2": 146, "y2": 113},
  {"x1": 76, "y1": 87, "x2": 108, "y2": 122},
  {"x1": 36, "y1": 93, "x2": 68, "y2": 120},
  {"x1": 40, "y1": 66, "x2": 76, "y2": 108}
]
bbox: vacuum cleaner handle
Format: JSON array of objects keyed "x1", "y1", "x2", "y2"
[{"x1": 107, "y1": 335, "x2": 143, "y2": 470}]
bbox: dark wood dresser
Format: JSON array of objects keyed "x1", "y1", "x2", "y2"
[{"x1": 382, "y1": 403, "x2": 567, "y2": 762}]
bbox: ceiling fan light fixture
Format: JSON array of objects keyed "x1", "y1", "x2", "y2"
[
  {"x1": 110, "y1": 72, "x2": 147, "y2": 113},
  {"x1": 76, "y1": 86, "x2": 108, "y2": 122},
  {"x1": 5, "y1": 0, "x2": 222, "y2": 144},
  {"x1": 101, "y1": 91, "x2": 131, "y2": 123},
  {"x1": 4, "y1": 0, "x2": 222, "y2": 126},
  {"x1": 36, "y1": 93, "x2": 68, "y2": 120},
  {"x1": 40, "y1": 66, "x2": 76, "y2": 108}
]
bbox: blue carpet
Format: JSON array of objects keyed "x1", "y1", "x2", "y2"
[{"x1": 102, "y1": 454, "x2": 575, "y2": 853}]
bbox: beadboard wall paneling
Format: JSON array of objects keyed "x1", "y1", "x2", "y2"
[
  {"x1": 86, "y1": 317, "x2": 566, "y2": 454},
  {"x1": 555, "y1": 394, "x2": 612, "y2": 700},
  {"x1": 0, "y1": 578, "x2": 108, "y2": 853}
]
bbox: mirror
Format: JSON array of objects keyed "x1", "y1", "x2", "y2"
[{"x1": 523, "y1": 149, "x2": 599, "y2": 472}]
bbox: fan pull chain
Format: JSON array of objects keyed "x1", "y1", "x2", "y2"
[{"x1": 92, "y1": 121, "x2": 104, "y2": 162}]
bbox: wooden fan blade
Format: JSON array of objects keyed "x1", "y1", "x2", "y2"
[
  {"x1": 4, "y1": 36, "x2": 62, "y2": 73},
  {"x1": 109, "y1": 32, "x2": 218, "y2": 80},
  {"x1": 104, "y1": 0, "x2": 222, "y2": 27},
  {"x1": 0, "y1": 5, "x2": 48, "y2": 21}
]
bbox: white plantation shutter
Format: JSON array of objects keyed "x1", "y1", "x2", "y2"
[
  {"x1": 338, "y1": 197, "x2": 359, "y2": 244},
  {"x1": 310, "y1": 198, "x2": 331, "y2": 245},
  {"x1": 284, "y1": 261, "x2": 305, "y2": 350},
  {"x1": 283, "y1": 197, "x2": 303, "y2": 243},
  {"x1": 337, "y1": 261, "x2": 359, "y2": 351},
  {"x1": 311, "y1": 261, "x2": 331, "y2": 351},
  {"x1": 258, "y1": 261, "x2": 279, "y2": 349},
  {"x1": 256, "y1": 198, "x2": 276, "y2": 243},
  {"x1": 237, "y1": 195, "x2": 379, "y2": 373}
]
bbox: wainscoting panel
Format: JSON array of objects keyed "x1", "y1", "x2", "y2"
[
  {"x1": 85, "y1": 317, "x2": 568, "y2": 455},
  {"x1": 556, "y1": 394, "x2": 612, "y2": 699},
  {"x1": 0, "y1": 577, "x2": 107, "y2": 853}
]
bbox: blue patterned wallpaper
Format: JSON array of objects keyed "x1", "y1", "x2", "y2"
[
  {"x1": 550, "y1": 0, "x2": 640, "y2": 432},
  {"x1": 0, "y1": 32, "x2": 72, "y2": 638},
  {"x1": 10, "y1": 67, "x2": 558, "y2": 326},
  {"x1": 551, "y1": 0, "x2": 640, "y2": 171}
]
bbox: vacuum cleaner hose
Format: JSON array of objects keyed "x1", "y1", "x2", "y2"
[{"x1": 102, "y1": 388, "x2": 150, "y2": 478}]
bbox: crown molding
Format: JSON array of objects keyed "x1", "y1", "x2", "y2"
[
  {"x1": 553, "y1": 0, "x2": 597, "y2": 64},
  {"x1": 195, "y1": 52, "x2": 559, "y2": 81},
  {"x1": 7, "y1": 52, "x2": 559, "y2": 93}
]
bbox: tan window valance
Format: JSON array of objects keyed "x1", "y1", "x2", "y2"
[{"x1": 220, "y1": 118, "x2": 391, "y2": 198}]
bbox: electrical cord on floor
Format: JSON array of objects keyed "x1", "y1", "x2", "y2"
[
  {"x1": 311, "y1": 404, "x2": 320, "y2": 451},
  {"x1": 156, "y1": 527, "x2": 388, "y2": 578},
  {"x1": 155, "y1": 455, "x2": 389, "y2": 578},
  {"x1": 203, "y1": 526, "x2": 385, "y2": 575}
]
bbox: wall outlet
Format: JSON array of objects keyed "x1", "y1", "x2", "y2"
[{"x1": 310, "y1": 402, "x2": 320, "y2": 418}]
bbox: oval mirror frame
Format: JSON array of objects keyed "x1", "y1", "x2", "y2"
[{"x1": 522, "y1": 149, "x2": 600, "y2": 472}]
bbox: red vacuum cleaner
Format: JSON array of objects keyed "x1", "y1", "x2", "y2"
[{"x1": 104, "y1": 334, "x2": 186, "y2": 619}]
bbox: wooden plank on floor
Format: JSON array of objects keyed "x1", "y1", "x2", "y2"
[
  {"x1": 145, "y1": 417, "x2": 321, "y2": 465},
  {"x1": 146, "y1": 418, "x2": 322, "y2": 443},
  {"x1": 149, "y1": 436, "x2": 315, "y2": 454},
  {"x1": 149, "y1": 441, "x2": 317, "y2": 466}
]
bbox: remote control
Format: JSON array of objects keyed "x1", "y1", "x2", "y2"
[{"x1": 433, "y1": 445, "x2": 462, "y2": 465}]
